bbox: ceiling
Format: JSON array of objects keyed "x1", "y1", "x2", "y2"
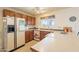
[{"x1": 12, "y1": 7, "x2": 68, "y2": 16}]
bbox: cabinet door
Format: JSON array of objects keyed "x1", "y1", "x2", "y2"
[
  {"x1": 22, "y1": 15, "x2": 26, "y2": 18},
  {"x1": 31, "y1": 17, "x2": 36, "y2": 25},
  {"x1": 27, "y1": 16, "x2": 32, "y2": 25},
  {"x1": 3, "y1": 9, "x2": 10, "y2": 17},
  {"x1": 25, "y1": 15, "x2": 28, "y2": 25},
  {"x1": 9, "y1": 11, "x2": 15, "y2": 17},
  {"x1": 25, "y1": 31, "x2": 30, "y2": 43},
  {"x1": 3, "y1": 9, "x2": 15, "y2": 17},
  {"x1": 25, "y1": 30, "x2": 34, "y2": 43},
  {"x1": 33, "y1": 17, "x2": 36, "y2": 25},
  {"x1": 30, "y1": 30, "x2": 34, "y2": 41},
  {"x1": 15, "y1": 13, "x2": 22, "y2": 18},
  {"x1": 40, "y1": 31, "x2": 50, "y2": 40}
]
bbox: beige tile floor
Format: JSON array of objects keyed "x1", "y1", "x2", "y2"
[{"x1": 14, "y1": 40, "x2": 38, "y2": 52}]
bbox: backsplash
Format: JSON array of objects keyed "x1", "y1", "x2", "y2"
[{"x1": 26, "y1": 25, "x2": 35, "y2": 30}]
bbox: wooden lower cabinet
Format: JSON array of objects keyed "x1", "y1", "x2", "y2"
[
  {"x1": 25, "y1": 30, "x2": 34, "y2": 43},
  {"x1": 25, "y1": 30, "x2": 50, "y2": 43},
  {"x1": 30, "y1": 30, "x2": 34, "y2": 41},
  {"x1": 25, "y1": 31, "x2": 30, "y2": 43},
  {"x1": 40, "y1": 31, "x2": 50, "y2": 40}
]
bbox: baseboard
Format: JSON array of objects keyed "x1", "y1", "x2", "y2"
[{"x1": 9, "y1": 44, "x2": 25, "y2": 52}]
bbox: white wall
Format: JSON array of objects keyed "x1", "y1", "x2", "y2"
[
  {"x1": 55, "y1": 8, "x2": 79, "y2": 37},
  {"x1": 36, "y1": 7, "x2": 79, "y2": 38}
]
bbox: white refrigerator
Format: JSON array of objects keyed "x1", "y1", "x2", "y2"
[
  {"x1": 16, "y1": 18, "x2": 26, "y2": 48},
  {"x1": 3, "y1": 16, "x2": 15, "y2": 51}
]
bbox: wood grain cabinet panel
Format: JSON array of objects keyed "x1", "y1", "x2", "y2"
[
  {"x1": 22, "y1": 15, "x2": 26, "y2": 18},
  {"x1": 27, "y1": 16, "x2": 36, "y2": 25},
  {"x1": 40, "y1": 31, "x2": 50, "y2": 40},
  {"x1": 22, "y1": 15, "x2": 28, "y2": 24},
  {"x1": 9, "y1": 11, "x2": 15, "y2": 17},
  {"x1": 27, "y1": 16, "x2": 32, "y2": 25},
  {"x1": 15, "y1": 13, "x2": 22, "y2": 18},
  {"x1": 3, "y1": 9, "x2": 10, "y2": 17},
  {"x1": 31, "y1": 17, "x2": 36, "y2": 25},
  {"x1": 3, "y1": 9, "x2": 15, "y2": 17},
  {"x1": 25, "y1": 30, "x2": 34, "y2": 43},
  {"x1": 33, "y1": 17, "x2": 36, "y2": 25},
  {"x1": 25, "y1": 16, "x2": 28, "y2": 24},
  {"x1": 25, "y1": 31, "x2": 30, "y2": 43},
  {"x1": 29, "y1": 30, "x2": 34, "y2": 41},
  {"x1": 3, "y1": 9, "x2": 36, "y2": 25}
]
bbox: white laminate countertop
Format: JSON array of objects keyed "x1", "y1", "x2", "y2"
[{"x1": 31, "y1": 31, "x2": 79, "y2": 52}]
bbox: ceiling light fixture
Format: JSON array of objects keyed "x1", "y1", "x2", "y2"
[{"x1": 34, "y1": 7, "x2": 47, "y2": 14}]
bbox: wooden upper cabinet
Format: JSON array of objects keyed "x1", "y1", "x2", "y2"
[
  {"x1": 9, "y1": 11, "x2": 15, "y2": 17},
  {"x1": 3, "y1": 9, "x2": 10, "y2": 17},
  {"x1": 15, "y1": 13, "x2": 22, "y2": 18},
  {"x1": 32, "y1": 17, "x2": 36, "y2": 25},
  {"x1": 27, "y1": 16, "x2": 36, "y2": 25},
  {"x1": 3, "y1": 9, "x2": 36, "y2": 25},
  {"x1": 25, "y1": 15, "x2": 28, "y2": 24},
  {"x1": 3, "y1": 9, "x2": 15, "y2": 17},
  {"x1": 33, "y1": 17, "x2": 36, "y2": 25},
  {"x1": 27, "y1": 16, "x2": 32, "y2": 25},
  {"x1": 22, "y1": 15, "x2": 26, "y2": 18},
  {"x1": 22, "y1": 15, "x2": 28, "y2": 25}
]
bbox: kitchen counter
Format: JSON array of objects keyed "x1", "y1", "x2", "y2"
[
  {"x1": 31, "y1": 31, "x2": 79, "y2": 52},
  {"x1": 28, "y1": 28, "x2": 64, "y2": 32}
]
